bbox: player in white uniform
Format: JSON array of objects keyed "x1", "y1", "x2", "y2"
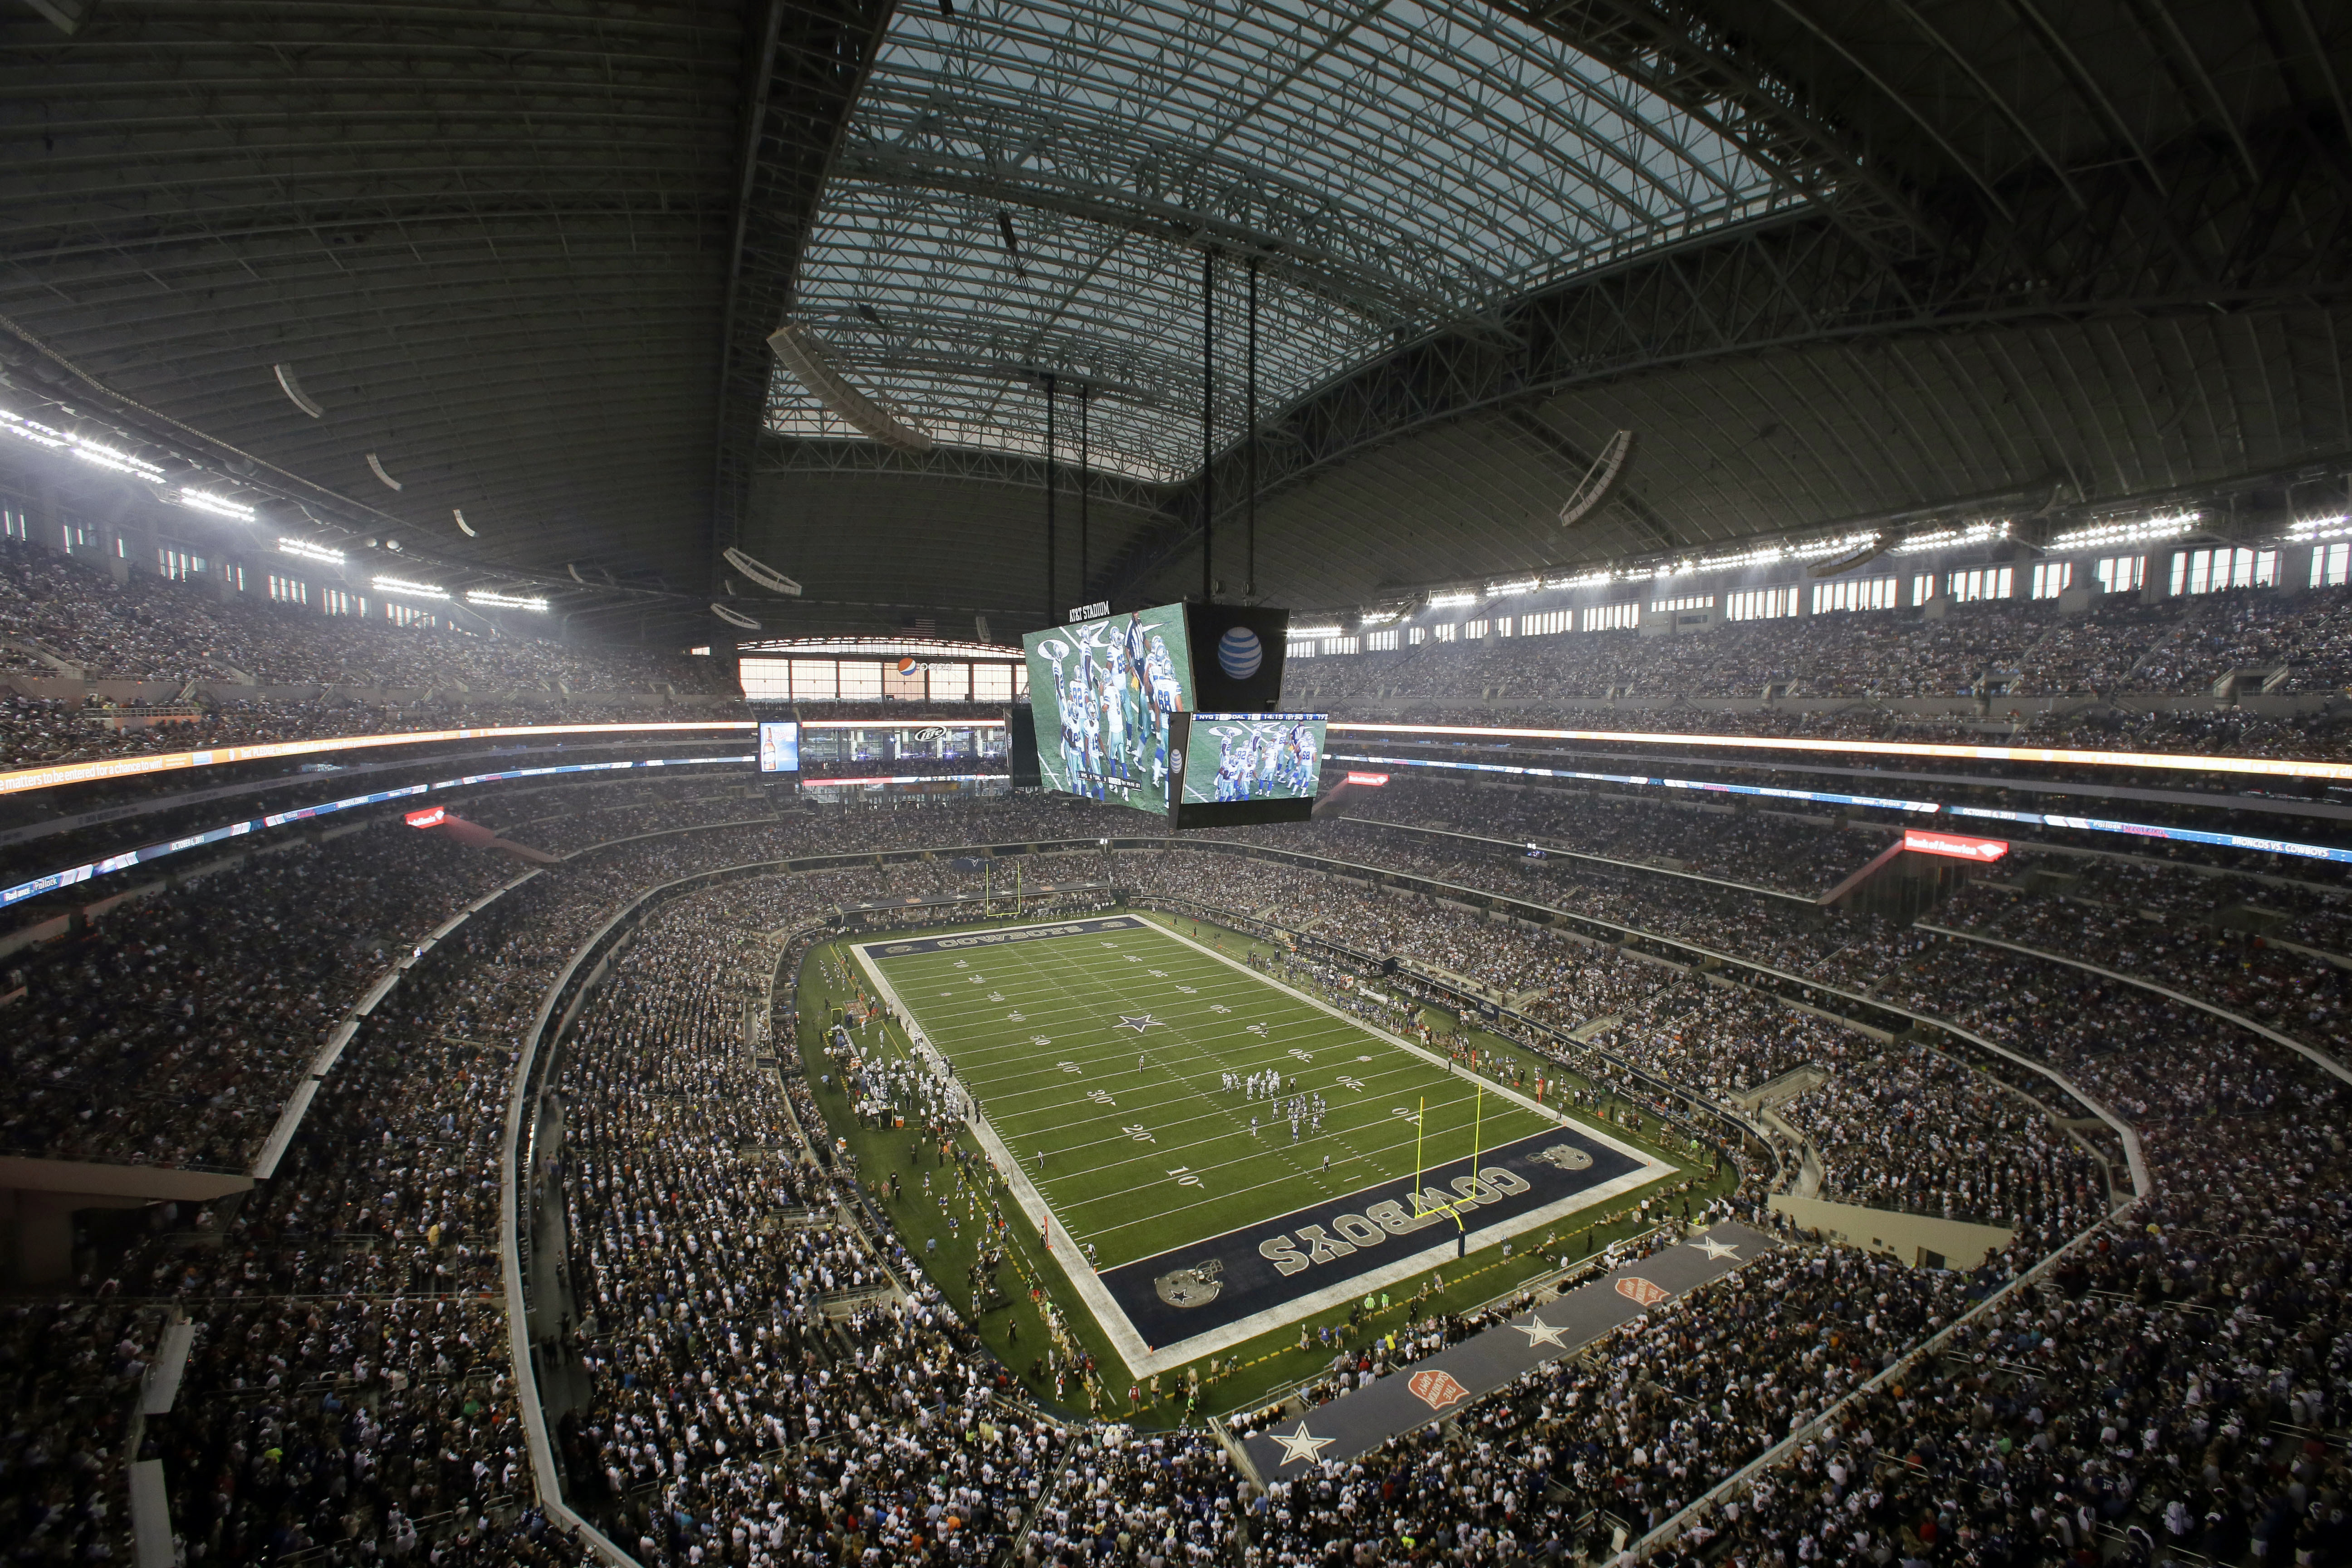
[
  {"x1": 1096, "y1": 647, "x2": 1125, "y2": 786},
  {"x1": 1143, "y1": 633, "x2": 1182, "y2": 790}
]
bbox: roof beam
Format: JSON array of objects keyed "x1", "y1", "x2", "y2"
[
  {"x1": 707, "y1": 0, "x2": 901, "y2": 596},
  {"x1": 755, "y1": 433, "x2": 1172, "y2": 518},
  {"x1": 1096, "y1": 114, "x2": 2352, "y2": 600},
  {"x1": 834, "y1": 140, "x2": 1451, "y2": 328}
]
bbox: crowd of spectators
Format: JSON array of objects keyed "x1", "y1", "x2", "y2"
[
  {"x1": 548, "y1": 881, "x2": 1065, "y2": 1565},
  {"x1": 1773, "y1": 1043, "x2": 2105, "y2": 1237},
  {"x1": 1337, "y1": 777, "x2": 1888, "y2": 896},
  {"x1": 0, "y1": 1298, "x2": 170, "y2": 1562},
  {"x1": 1592, "y1": 984, "x2": 1852, "y2": 1104},
  {"x1": 1, "y1": 822, "x2": 524, "y2": 1169},
  {"x1": 1660, "y1": 961, "x2": 2350, "y2": 1568},
  {"x1": 16, "y1": 520, "x2": 2352, "y2": 786},
  {"x1": 1936, "y1": 879, "x2": 2352, "y2": 1064},
  {"x1": 6, "y1": 782, "x2": 2347, "y2": 1567},
  {"x1": 2012, "y1": 851, "x2": 2352, "y2": 954},
  {"x1": 1291, "y1": 584, "x2": 2352, "y2": 710},
  {"x1": 0, "y1": 538, "x2": 738, "y2": 694},
  {"x1": 24, "y1": 850, "x2": 703, "y2": 1564}
]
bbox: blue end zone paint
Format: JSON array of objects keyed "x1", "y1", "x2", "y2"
[{"x1": 1098, "y1": 1123, "x2": 1642, "y2": 1348}]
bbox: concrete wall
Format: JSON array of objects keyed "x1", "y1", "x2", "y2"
[{"x1": 1768, "y1": 1192, "x2": 2013, "y2": 1270}]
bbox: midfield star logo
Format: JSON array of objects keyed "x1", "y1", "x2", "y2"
[
  {"x1": 1409, "y1": 1369, "x2": 1469, "y2": 1411},
  {"x1": 1115, "y1": 1014, "x2": 1160, "y2": 1033}
]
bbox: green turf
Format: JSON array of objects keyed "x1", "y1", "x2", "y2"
[
  {"x1": 856, "y1": 916, "x2": 1564, "y2": 1272},
  {"x1": 797, "y1": 908, "x2": 1727, "y2": 1423}
]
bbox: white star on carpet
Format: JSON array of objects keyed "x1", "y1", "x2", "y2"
[
  {"x1": 1511, "y1": 1313, "x2": 1568, "y2": 1349},
  {"x1": 1270, "y1": 1422, "x2": 1335, "y2": 1467},
  {"x1": 1115, "y1": 1014, "x2": 1160, "y2": 1033},
  {"x1": 1690, "y1": 1236, "x2": 1740, "y2": 1261}
]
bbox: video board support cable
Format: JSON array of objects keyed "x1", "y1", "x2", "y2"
[
  {"x1": 1202, "y1": 246, "x2": 1215, "y2": 606},
  {"x1": 1043, "y1": 372, "x2": 1057, "y2": 628}
]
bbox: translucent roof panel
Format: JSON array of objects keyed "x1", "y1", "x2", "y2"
[{"x1": 770, "y1": 0, "x2": 1793, "y2": 481}]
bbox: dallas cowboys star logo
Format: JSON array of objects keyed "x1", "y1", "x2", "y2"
[
  {"x1": 1270, "y1": 1422, "x2": 1335, "y2": 1467},
  {"x1": 1690, "y1": 1236, "x2": 1740, "y2": 1261},
  {"x1": 1510, "y1": 1313, "x2": 1569, "y2": 1349},
  {"x1": 1115, "y1": 1014, "x2": 1160, "y2": 1033}
]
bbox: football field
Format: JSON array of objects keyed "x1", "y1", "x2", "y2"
[{"x1": 852, "y1": 913, "x2": 1672, "y2": 1372}]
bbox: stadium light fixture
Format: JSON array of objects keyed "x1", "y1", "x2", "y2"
[
  {"x1": 2288, "y1": 513, "x2": 2352, "y2": 542},
  {"x1": 466, "y1": 589, "x2": 549, "y2": 611},
  {"x1": 0, "y1": 407, "x2": 166, "y2": 478},
  {"x1": 723, "y1": 547, "x2": 804, "y2": 597},
  {"x1": 1656, "y1": 530, "x2": 1883, "y2": 578},
  {"x1": 278, "y1": 536, "x2": 345, "y2": 564},
  {"x1": 1357, "y1": 610, "x2": 1401, "y2": 627},
  {"x1": 372, "y1": 575, "x2": 448, "y2": 599},
  {"x1": 767, "y1": 322, "x2": 935, "y2": 452},
  {"x1": 1544, "y1": 570, "x2": 1612, "y2": 591},
  {"x1": 2048, "y1": 512, "x2": 2198, "y2": 551},
  {"x1": 272, "y1": 363, "x2": 327, "y2": 418},
  {"x1": 1557, "y1": 430, "x2": 1635, "y2": 529},
  {"x1": 1484, "y1": 577, "x2": 1542, "y2": 596},
  {"x1": 1426, "y1": 591, "x2": 1480, "y2": 609},
  {"x1": 1891, "y1": 520, "x2": 2009, "y2": 554},
  {"x1": 178, "y1": 489, "x2": 255, "y2": 522},
  {"x1": 66, "y1": 436, "x2": 161, "y2": 478},
  {"x1": 0, "y1": 407, "x2": 67, "y2": 453}
]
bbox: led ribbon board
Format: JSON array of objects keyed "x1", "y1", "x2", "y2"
[
  {"x1": 0, "y1": 755, "x2": 752, "y2": 911},
  {"x1": 1328, "y1": 721, "x2": 2352, "y2": 784},
  {"x1": 798, "y1": 773, "x2": 1001, "y2": 789},
  {"x1": 1336, "y1": 753, "x2": 2352, "y2": 863}
]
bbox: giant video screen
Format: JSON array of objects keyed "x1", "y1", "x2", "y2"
[
  {"x1": 1167, "y1": 712, "x2": 1326, "y2": 829},
  {"x1": 1021, "y1": 604, "x2": 1194, "y2": 812}
]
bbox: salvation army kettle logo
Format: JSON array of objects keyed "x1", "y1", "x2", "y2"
[
  {"x1": 1409, "y1": 1369, "x2": 1469, "y2": 1411},
  {"x1": 1216, "y1": 626, "x2": 1263, "y2": 680},
  {"x1": 1614, "y1": 1276, "x2": 1671, "y2": 1308}
]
